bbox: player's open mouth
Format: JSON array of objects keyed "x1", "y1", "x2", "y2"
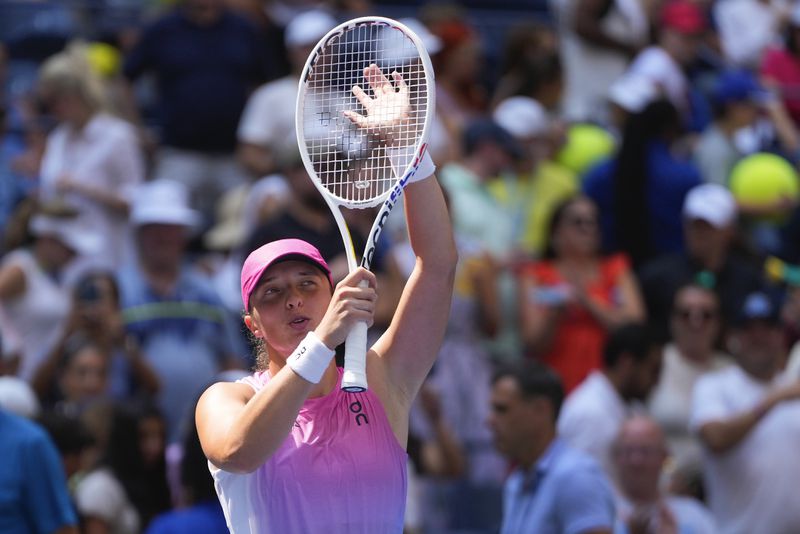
[{"x1": 289, "y1": 317, "x2": 309, "y2": 330}]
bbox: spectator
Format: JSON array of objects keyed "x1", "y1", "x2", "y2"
[
  {"x1": 489, "y1": 360, "x2": 615, "y2": 534},
  {"x1": 690, "y1": 290, "x2": 800, "y2": 533},
  {"x1": 30, "y1": 270, "x2": 160, "y2": 405},
  {"x1": 761, "y1": 6, "x2": 800, "y2": 126},
  {"x1": 647, "y1": 284, "x2": 730, "y2": 496},
  {"x1": 123, "y1": 0, "x2": 268, "y2": 224},
  {"x1": 237, "y1": 9, "x2": 337, "y2": 178},
  {"x1": 439, "y1": 119, "x2": 519, "y2": 260},
  {"x1": 491, "y1": 22, "x2": 560, "y2": 109},
  {"x1": 606, "y1": 74, "x2": 658, "y2": 137},
  {"x1": 583, "y1": 99, "x2": 701, "y2": 268},
  {"x1": 145, "y1": 399, "x2": 227, "y2": 534},
  {"x1": 694, "y1": 70, "x2": 765, "y2": 187},
  {"x1": 552, "y1": 0, "x2": 648, "y2": 124},
  {"x1": 558, "y1": 323, "x2": 663, "y2": 475},
  {"x1": 490, "y1": 94, "x2": 578, "y2": 257},
  {"x1": 0, "y1": 407, "x2": 78, "y2": 534},
  {"x1": 73, "y1": 404, "x2": 149, "y2": 533},
  {"x1": 637, "y1": 183, "x2": 765, "y2": 340},
  {"x1": 37, "y1": 42, "x2": 145, "y2": 268},
  {"x1": 424, "y1": 7, "x2": 488, "y2": 151},
  {"x1": 41, "y1": 336, "x2": 110, "y2": 416},
  {"x1": 518, "y1": 195, "x2": 645, "y2": 392},
  {"x1": 715, "y1": 0, "x2": 789, "y2": 68},
  {"x1": 0, "y1": 211, "x2": 100, "y2": 380},
  {"x1": 119, "y1": 180, "x2": 243, "y2": 440},
  {"x1": 626, "y1": 0, "x2": 707, "y2": 124},
  {"x1": 611, "y1": 416, "x2": 717, "y2": 534}
]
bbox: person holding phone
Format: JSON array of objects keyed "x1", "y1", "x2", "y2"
[{"x1": 518, "y1": 195, "x2": 645, "y2": 392}]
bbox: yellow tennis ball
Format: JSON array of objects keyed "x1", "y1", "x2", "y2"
[
  {"x1": 86, "y1": 42, "x2": 121, "y2": 78},
  {"x1": 729, "y1": 153, "x2": 799, "y2": 206},
  {"x1": 555, "y1": 124, "x2": 615, "y2": 176}
]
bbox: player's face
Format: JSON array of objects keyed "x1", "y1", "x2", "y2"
[{"x1": 247, "y1": 260, "x2": 333, "y2": 358}]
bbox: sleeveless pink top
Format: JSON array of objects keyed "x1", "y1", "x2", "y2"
[{"x1": 210, "y1": 367, "x2": 408, "y2": 533}]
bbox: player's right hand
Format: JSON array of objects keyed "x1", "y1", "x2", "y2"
[{"x1": 314, "y1": 267, "x2": 377, "y2": 349}]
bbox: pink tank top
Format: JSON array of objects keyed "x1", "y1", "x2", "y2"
[{"x1": 210, "y1": 367, "x2": 408, "y2": 533}]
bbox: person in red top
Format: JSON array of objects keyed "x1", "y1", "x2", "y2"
[
  {"x1": 518, "y1": 195, "x2": 645, "y2": 392},
  {"x1": 760, "y1": 7, "x2": 800, "y2": 125}
]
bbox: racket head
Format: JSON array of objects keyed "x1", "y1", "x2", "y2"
[{"x1": 295, "y1": 16, "x2": 436, "y2": 210}]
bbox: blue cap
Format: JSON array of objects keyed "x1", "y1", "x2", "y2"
[
  {"x1": 735, "y1": 291, "x2": 781, "y2": 326},
  {"x1": 463, "y1": 119, "x2": 523, "y2": 159},
  {"x1": 713, "y1": 70, "x2": 770, "y2": 106}
]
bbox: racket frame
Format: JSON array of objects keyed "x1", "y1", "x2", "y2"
[{"x1": 295, "y1": 16, "x2": 436, "y2": 392}]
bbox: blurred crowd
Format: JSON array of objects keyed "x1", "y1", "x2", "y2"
[{"x1": 2, "y1": 0, "x2": 800, "y2": 533}]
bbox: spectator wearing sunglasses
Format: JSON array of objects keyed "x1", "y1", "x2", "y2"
[
  {"x1": 518, "y1": 195, "x2": 645, "y2": 393},
  {"x1": 647, "y1": 283, "x2": 731, "y2": 498},
  {"x1": 638, "y1": 183, "x2": 766, "y2": 341}
]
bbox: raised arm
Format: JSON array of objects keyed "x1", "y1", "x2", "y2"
[{"x1": 372, "y1": 173, "x2": 457, "y2": 404}]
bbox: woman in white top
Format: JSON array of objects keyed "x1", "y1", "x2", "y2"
[
  {"x1": 0, "y1": 213, "x2": 99, "y2": 380},
  {"x1": 37, "y1": 43, "x2": 145, "y2": 268},
  {"x1": 647, "y1": 283, "x2": 730, "y2": 494}
]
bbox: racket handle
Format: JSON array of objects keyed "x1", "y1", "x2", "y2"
[
  {"x1": 342, "y1": 279, "x2": 370, "y2": 392},
  {"x1": 342, "y1": 322, "x2": 368, "y2": 392}
]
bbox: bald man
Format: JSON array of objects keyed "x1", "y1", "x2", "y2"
[{"x1": 611, "y1": 416, "x2": 715, "y2": 534}]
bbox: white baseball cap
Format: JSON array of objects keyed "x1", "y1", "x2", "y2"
[
  {"x1": 608, "y1": 74, "x2": 658, "y2": 113},
  {"x1": 285, "y1": 10, "x2": 337, "y2": 48},
  {"x1": 492, "y1": 96, "x2": 550, "y2": 139},
  {"x1": 0, "y1": 376, "x2": 40, "y2": 419},
  {"x1": 683, "y1": 183, "x2": 738, "y2": 228}
]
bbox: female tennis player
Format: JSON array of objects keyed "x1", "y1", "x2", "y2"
[{"x1": 195, "y1": 70, "x2": 457, "y2": 533}]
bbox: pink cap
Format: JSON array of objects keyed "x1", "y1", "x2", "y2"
[{"x1": 240, "y1": 239, "x2": 333, "y2": 310}]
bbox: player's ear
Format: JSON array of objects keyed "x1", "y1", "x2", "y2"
[{"x1": 244, "y1": 314, "x2": 261, "y2": 338}]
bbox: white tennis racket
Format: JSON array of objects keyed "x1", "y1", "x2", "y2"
[{"x1": 295, "y1": 16, "x2": 435, "y2": 392}]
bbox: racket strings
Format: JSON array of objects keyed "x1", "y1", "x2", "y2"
[{"x1": 302, "y1": 22, "x2": 428, "y2": 205}]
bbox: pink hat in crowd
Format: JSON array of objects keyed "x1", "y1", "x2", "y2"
[
  {"x1": 240, "y1": 239, "x2": 333, "y2": 310},
  {"x1": 660, "y1": 0, "x2": 707, "y2": 35}
]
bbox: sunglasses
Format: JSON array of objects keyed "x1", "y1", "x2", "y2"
[
  {"x1": 673, "y1": 307, "x2": 717, "y2": 322},
  {"x1": 563, "y1": 215, "x2": 597, "y2": 229}
]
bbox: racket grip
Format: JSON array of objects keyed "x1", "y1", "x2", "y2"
[{"x1": 342, "y1": 321, "x2": 368, "y2": 392}]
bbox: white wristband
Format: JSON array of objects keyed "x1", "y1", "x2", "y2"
[
  {"x1": 286, "y1": 331, "x2": 335, "y2": 384},
  {"x1": 409, "y1": 150, "x2": 435, "y2": 183}
]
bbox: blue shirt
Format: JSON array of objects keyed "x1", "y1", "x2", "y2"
[
  {"x1": 0, "y1": 410, "x2": 77, "y2": 534},
  {"x1": 145, "y1": 500, "x2": 228, "y2": 534},
  {"x1": 123, "y1": 10, "x2": 267, "y2": 152},
  {"x1": 501, "y1": 438, "x2": 615, "y2": 534},
  {"x1": 583, "y1": 141, "x2": 701, "y2": 259}
]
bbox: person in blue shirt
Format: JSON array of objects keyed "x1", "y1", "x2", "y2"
[
  {"x1": 488, "y1": 360, "x2": 615, "y2": 534},
  {"x1": 583, "y1": 99, "x2": 701, "y2": 268},
  {"x1": 0, "y1": 408, "x2": 78, "y2": 534}
]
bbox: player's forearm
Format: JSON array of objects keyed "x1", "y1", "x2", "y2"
[{"x1": 209, "y1": 369, "x2": 315, "y2": 473}]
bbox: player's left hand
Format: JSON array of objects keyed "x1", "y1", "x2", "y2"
[{"x1": 344, "y1": 64, "x2": 410, "y2": 138}]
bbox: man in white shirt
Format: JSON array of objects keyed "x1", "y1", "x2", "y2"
[
  {"x1": 237, "y1": 10, "x2": 337, "y2": 178},
  {"x1": 690, "y1": 291, "x2": 800, "y2": 534},
  {"x1": 557, "y1": 323, "x2": 663, "y2": 477}
]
